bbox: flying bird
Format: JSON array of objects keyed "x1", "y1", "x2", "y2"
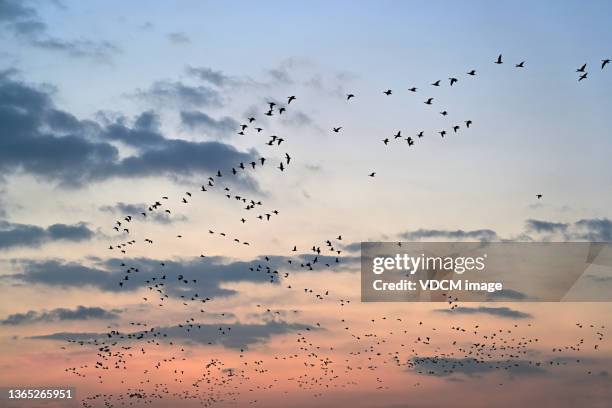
[{"x1": 495, "y1": 54, "x2": 503, "y2": 64}]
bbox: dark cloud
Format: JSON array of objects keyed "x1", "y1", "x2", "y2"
[
  {"x1": 29, "y1": 320, "x2": 311, "y2": 350},
  {"x1": 1, "y1": 306, "x2": 121, "y2": 325},
  {"x1": 525, "y1": 219, "x2": 569, "y2": 234},
  {"x1": 435, "y1": 306, "x2": 532, "y2": 319},
  {"x1": 167, "y1": 32, "x2": 190, "y2": 44},
  {"x1": 131, "y1": 80, "x2": 222, "y2": 108},
  {"x1": 0, "y1": 220, "x2": 94, "y2": 250},
  {"x1": 0, "y1": 73, "x2": 259, "y2": 189},
  {"x1": 5, "y1": 256, "x2": 274, "y2": 298},
  {"x1": 400, "y1": 228, "x2": 498, "y2": 242},
  {"x1": 180, "y1": 110, "x2": 239, "y2": 138},
  {"x1": 101, "y1": 111, "x2": 166, "y2": 148},
  {"x1": 409, "y1": 356, "x2": 545, "y2": 377},
  {"x1": 185, "y1": 66, "x2": 231, "y2": 87},
  {"x1": 0, "y1": 0, "x2": 119, "y2": 61},
  {"x1": 4, "y1": 253, "x2": 355, "y2": 297},
  {"x1": 573, "y1": 218, "x2": 612, "y2": 242},
  {"x1": 99, "y1": 202, "x2": 188, "y2": 224},
  {"x1": 487, "y1": 289, "x2": 529, "y2": 300}
]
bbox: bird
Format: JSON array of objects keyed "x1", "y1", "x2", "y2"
[
  {"x1": 287, "y1": 95, "x2": 296, "y2": 104},
  {"x1": 439, "y1": 130, "x2": 447, "y2": 138},
  {"x1": 382, "y1": 138, "x2": 389, "y2": 145},
  {"x1": 449, "y1": 77, "x2": 458, "y2": 86},
  {"x1": 368, "y1": 172, "x2": 376, "y2": 177},
  {"x1": 579, "y1": 73, "x2": 588, "y2": 81},
  {"x1": 431, "y1": 80, "x2": 440, "y2": 86},
  {"x1": 383, "y1": 89, "x2": 392, "y2": 95},
  {"x1": 467, "y1": 70, "x2": 476, "y2": 76},
  {"x1": 333, "y1": 127, "x2": 342, "y2": 133},
  {"x1": 416, "y1": 131, "x2": 424, "y2": 138},
  {"x1": 602, "y1": 59, "x2": 610, "y2": 69},
  {"x1": 424, "y1": 98, "x2": 434, "y2": 105},
  {"x1": 465, "y1": 120, "x2": 472, "y2": 128},
  {"x1": 440, "y1": 111, "x2": 448, "y2": 116},
  {"x1": 576, "y1": 63, "x2": 587, "y2": 73},
  {"x1": 346, "y1": 94, "x2": 355, "y2": 100},
  {"x1": 495, "y1": 54, "x2": 503, "y2": 64},
  {"x1": 393, "y1": 131, "x2": 402, "y2": 139},
  {"x1": 408, "y1": 87, "x2": 417, "y2": 92},
  {"x1": 536, "y1": 194, "x2": 543, "y2": 199},
  {"x1": 515, "y1": 61, "x2": 525, "y2": 68}
]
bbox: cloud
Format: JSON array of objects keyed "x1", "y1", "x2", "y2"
[
  {"x1": 185, "y1": 66, "x2": 232, "y2": 87},
  {"x1": 400, "y1": 228, "x2": 499, "y2": 242},
  {"x1": 525, "y1": 219, "x2": 569, "y2": 234},
  {"x1": 167, "y1": 32, "x2": 190, "y2": 44},
  {"x1": 1, "y1": 306, "x2": 121, "y2": 325},
  {"x1": 0, "y1": 0, "x2": 119, "y2": 61},
  {"x1": 5, "y1": 256, "x2": 275, "y2": 298},
  {"x1": 4, "y1": 252, "x2": 355, "y2": 298},
  {"x1": 0, "y1": 73, "x2": 259, "y2": 189},
  {"x1": 573, "y1": 218, "x2": 612, "y2": 242},
  {"x1": 99, "y1": 202, "x2": 188, "y2": 224},
  {"x1": 29, "y1": 320, "x2": 311, "y2": 349},
  {"x1": 409, "y1": 356, "x2": 545, "y2": 377},
  {"x1": 131, "y1": 80, "x2": 222, "y2": 108},
  {"x1": 0, "y1": 220, "x2": 94, "y2": 250},
  {"x1": 435, "y1": 306, "x2": 532, "y2": 319},
  {"x1": 180, "y1": 110, "x2": 239, "y2": 138},
  {"x1": 487, "y1": 289, "x2": 529, "y2": 300}
]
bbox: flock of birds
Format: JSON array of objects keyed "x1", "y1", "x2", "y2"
[{"x1": 52, "y1": 53, "x2": 612, "y2": 407}]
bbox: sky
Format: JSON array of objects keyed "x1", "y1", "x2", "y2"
[{"x1": 0, "y1": 1, "x2": 611, "y2": 407}]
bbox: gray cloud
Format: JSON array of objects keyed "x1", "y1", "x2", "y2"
[
  {"x1": 167, "y1": 32, "x2": 190, "y2": 45},
  {"x1": 2, "y1": 306, "x2": 121, "y2": 325},
  {"x1": 409, "y1": 356, "x2": 545, "y2": 377},
  {"x1": 487, "y1": 289, "x2": 529, "y2": 300},
  {"x1": 400, "y1": 228, "x2": 499, "y2": 242},
  {"x1": 99, "y1": 202, "x2": 188, "y2": 224},
  {"x1": 4, "y1": 252, "x2": 355, "y2": 298},
  {"x1": 0, "y1": 0, "x2": 119, "y2": 61},
  {"x1": 0, "y1": 220, "x2": 94, "y2": 250},
  {"x1": 435, "y1": 306, "x2": 532, "y2": 319},
  {"x1": 573, "y1": 218, "x2": 612, "y2": 242},
  {"x1": 5, "y1": 256, "x2": 274, "y2": 298},
  {"x1": 131, "y1": 80, "x2": 222, "y2": 108},
  {"x1": 185, "y1": 66, "x2": 232, "y2": 87},
  {"x1": 180, "y1": 110, "x2": 239, "y2": 138},
  {"x1": 525, "y1": 219, "x2": 569, "y2": 234},
  {"x1": 29, "y1": 320, "x2": 311, "y2": 350},
  {"x1": 0, "y1": 73, "x2": 259, "y2": 189}
]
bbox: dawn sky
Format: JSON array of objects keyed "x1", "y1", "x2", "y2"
[{"x1": 0, "y1": 1, "x2": 611, "y2": 407}]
